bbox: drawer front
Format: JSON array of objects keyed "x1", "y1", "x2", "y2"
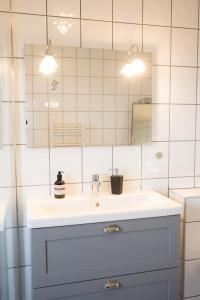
[
  {"x1": 33, "y1": 268, "x2": 179, "y2": 300},
  {"x1": 184, "y1": 259, "x2": 200, "y2": 298},
  {"x1": 186, "y1": 197, "x2": 200, "y2": 222},
  {"x1": 32, "y1": 216, "x2": 180, "y2": 288},
  {"x1": 185, "y1": 222, "x2": 200, "y2": 260}
]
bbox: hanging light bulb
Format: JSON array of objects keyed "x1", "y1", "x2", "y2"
[
  {"x1": 39, "y1": 40, "x2": 58, "y2": 75},
  {"x1": 120, "y1": 44, "x2": 146, "y2": 77}
]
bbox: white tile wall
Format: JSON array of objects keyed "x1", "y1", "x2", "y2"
[
  {"x1": 143, "y1": 0, "x2": 171, "y2": 26},
  {"x1": 12, "y1": 0, "x2": 46, "y2": 14},
  {"x1": 172, "y1": 0, "x2": 199, "y2": 29},
  {"x1": 47, "y1": 0, "x2": 80, "y2": 18},
  {"x1": 82, "y1": 0, "x2": 112, "y2": 21},
  {"x1": 0, "y1": 0, "x2": 200, "y2": 299}
]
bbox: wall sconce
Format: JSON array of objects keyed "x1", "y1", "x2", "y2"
[
  {"x1": 39, "y1": 40, "x2": 58, "y2": 75},
  {"x1": 39, "y1": 1, "x2": 58, "y2": 75},
  {"x1": 121, "y1": 44, "x2": 146, "y2": 77}
]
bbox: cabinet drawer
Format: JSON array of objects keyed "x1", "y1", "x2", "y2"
[
  {"x1": 33, "y1": 268, "x2": 179, "y2": 300},
  {"x1": 32, "y1": 216, "x2": 180, "y2": 288},
  {"x1": 185, "y1": 222, "x2": 200, "y2": 260},
  {"x1": 184, "y1": 259, "x2": 200, "y2": 298}
]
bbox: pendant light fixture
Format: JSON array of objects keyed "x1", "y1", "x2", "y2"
[
  {"x1": 120, "y1": 44, "x2": 146, "y2": 77},
  {"x1": 39, "y1": 0, "x2": 58, "y2": 75}
]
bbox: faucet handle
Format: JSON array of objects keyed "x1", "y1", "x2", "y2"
[{"x1": 92, "y1": 174, "x2": 100, "y2": 181}]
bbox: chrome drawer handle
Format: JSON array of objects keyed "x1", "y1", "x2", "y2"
[
  {"x1": 103, "y1": 224, "x2": 121, "y2": 233},
  {"x1": 104, "y1": 280, "x2": 122, "y2": 289}
]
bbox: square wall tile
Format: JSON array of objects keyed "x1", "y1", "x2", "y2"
[
  {"x1": 19, "y1": 227, "x2": 31, "y2": 266},
  {"x1": 13, "y1": 58, "x2": 26, "y2": 102},
  {"x1": 2, "y1": 102, "x2": 15, "y2": 145},
  {"x1": 0, "y1": 0, "x2": 10, "y2": 11},
  {"x1": 6, "y1": 228, "x2": 18, "y2": 268},
  {"x1": 17, "y1": 185, "x2": 49, "y2": 226},
  {"x1": 16, "y1": 146, "x2": 50, "y2": 186},
  {"x1": 195, "y1": 176, "x2": 200, "y2": 187},
  {"x1": 170, "y1": 105, "x2": 196, "y2": 141},
  {"x1": 47, "y1": 0, "x2": 80, "y2": 18},
  {"x1": 0, "y1": 58, "x2": 12, "y2": 102},
  {"x1": 197, "y1": 69, "x2": 200, "y2": 102},
  {"x1": 83, "y1": 146, "x2": 112, "y2": 182},
  {"x1": 169, "y1": 141, "x2": 195, "y2": 177},
  {"x1": 171, "y1": 67, "x2": 197, "y2": 104},
  {"x1": 142, "y1": 142, "x2": 169, "y2": 179},
  {"x1": 0, "y1": 146, "x2": 15, "y2": 187},
  {"x1": 12, "y1": 14, "x2": 46, "y2": 57},
  {"x1": 152, "y1": 104, "x2": 169, "y2": 141},
  {"x1": 50, "y1": 147, "x2": 82, "y2": 184},
  {"x1": 172, "y1": 0, "x2": 198, "y2": 29},
  {"x1": 195, "y1": 141, "x2": 200, "y2": 176},
  {"x1": 0, "y1": 188, "x2": 16, "y2": 228},
  {"x1": 113, "y1": 23, "x2": 142, "y2": 51},
  {"x1": 196, "y1": 105, "x2": 200, "y2": 140},
  {"x1": 123, "y1": 180, "x2": 141, "y2": 192},
  {"x1": 82, "y1": 20, "x2": 112, "y2": 49},
  {"x1": 48, "y1": 17, "x2": 80, "y2": 47},
  {"x1": 0, "y1": 13, "x2": 11, "y2": 57},
  {"x1": 152, "y1": 66, "x2": 170, "y2": 104},
  {"x1": 169, "y1": 177, "x2": 195, "y2": 189},
  {"x1": 113, "y1": 146, "x2": 141, "y2": 180},
  {"x1": 142, "y1": 178, "x2": 169, "y2": 196},
  {"x1": 20, "y1": 266, "x2": 32, "y2": 300},
  {"x1": 12, "y1": 0, "x2": 46, "y2": 14},
  {"x1": 143, "y1": 0, "x2": 171, "y2": 26},
  {"x1": 82, "y1": 0, "x2": 112, "y2": 21},
  {"x1": 113, "y1": 0, "x2": 142, "y2": 23},
  {"x1": 172, "y1": 28, "x2": 198, "y2": 66},
  {"x1": 7, "y1": 268, "x2": 20, "y2": 300},
  {"x1": 143, "y1": 25, "x2": 171, "y2": 65}
]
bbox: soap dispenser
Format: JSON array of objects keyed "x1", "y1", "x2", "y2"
[
  {"x1": 54, "y1": 171, "x2": 65, "y2": 199},
  {"x1": 110, "y1": 168, "x2": 123, "y2": 195}
]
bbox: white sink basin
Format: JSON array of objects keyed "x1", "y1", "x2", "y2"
[{"x1": 27, "y1": 190, "x2": 182, "y2": 228}]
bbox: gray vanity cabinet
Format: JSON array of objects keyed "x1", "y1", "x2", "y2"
[
  {"x1": 34, "y1": 269, "x2": 179, "y2": 300},
  {"x1": 31, "y1": 215, "x2": 180, "y2": 300}
]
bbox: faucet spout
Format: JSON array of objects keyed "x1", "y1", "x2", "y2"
[{"x1": 91, "y1": 174, "x2": 101, "y2": 197}]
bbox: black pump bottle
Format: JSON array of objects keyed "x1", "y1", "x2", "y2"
[{"x1": 54, "y1": 171, "x2": 65, "y2": 199}]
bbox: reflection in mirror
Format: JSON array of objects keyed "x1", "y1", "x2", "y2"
[{"x1": 25, "y1": 45, "x2": 152, "y2": 147}]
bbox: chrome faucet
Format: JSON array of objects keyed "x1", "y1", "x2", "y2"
[{"x1": 91, "y1": 174, "x2": 101, "y2": 197}]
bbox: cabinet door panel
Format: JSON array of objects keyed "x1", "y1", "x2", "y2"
[
  {"x1": 32, "y1": 216, "x2": 180, "y2": 288},
  {"x1": 33, "y1": 268, "x2": 179, "y2": 300}
]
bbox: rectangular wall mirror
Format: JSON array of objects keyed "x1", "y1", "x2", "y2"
[{"x1": 25, "y1": 45, "x2": 152, "y2": 147}]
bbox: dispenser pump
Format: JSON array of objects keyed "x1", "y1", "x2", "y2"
[
  {"x1": 54, "y1": 171, "x2": 65, "y2": 199},
  {"x1": 57, "y1": 171, "x2": 63, "y2": 180}
]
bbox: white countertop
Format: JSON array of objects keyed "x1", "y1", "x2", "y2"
[
  {"x1": 27, "y1": 190, "x2": 182, "y2": 228},
  {"x1": 0, "y1": 200, "x2": 7, "y2": 232},
  {"x1": 170, "y1": 188, "x2": 200, "y2": 200}
]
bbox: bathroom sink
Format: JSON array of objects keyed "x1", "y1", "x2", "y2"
[{"x1": 27, "y1": 190, "x2": 182, "y2": 228}]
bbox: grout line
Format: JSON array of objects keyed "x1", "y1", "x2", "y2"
[
  {"x1": 167, "y1": 0, "x2": 173, "y2": 194},
  {"x1": 194, "y1": 0, "x2": 200, "y2": 184},
  {"x1": 1, "y1": 10, "x2": 199, "y2": 31}
]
